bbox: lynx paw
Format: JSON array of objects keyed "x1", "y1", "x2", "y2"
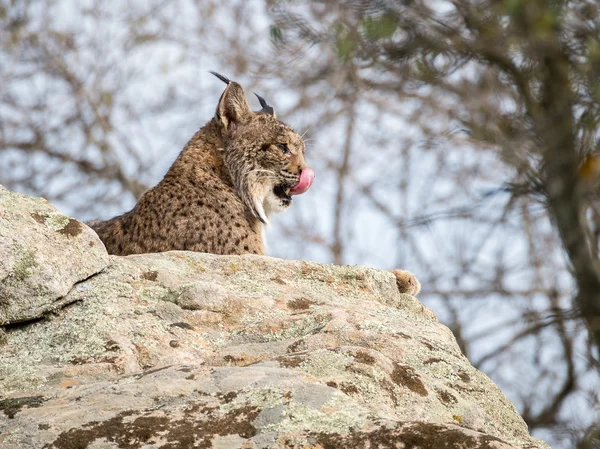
[{"x1": 391, "y1": 269, "x2": 421, "y2": 296}]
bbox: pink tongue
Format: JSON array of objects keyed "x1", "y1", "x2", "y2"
[{"x1": 289, "y1": 167, "x2": 315, "y2": 196}]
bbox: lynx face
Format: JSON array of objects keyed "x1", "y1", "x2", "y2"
[{"x1": 214, "y1": 76, "x2": 314, "y2": 224}]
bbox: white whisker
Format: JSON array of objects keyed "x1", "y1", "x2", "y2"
[
  {"x1": 300, "y1": 126, "x2": 312, "y2": 140},
  {"x1": 249, "y1": 168, "x2": 277, "y2": 177},
  {"x1": 248, "y1": 168, "x2": 278, "y2": 183}
]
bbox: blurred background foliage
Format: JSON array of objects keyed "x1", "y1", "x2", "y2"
[{"x1": 1, "y1": 0, "x2": 600, "y2": 447}]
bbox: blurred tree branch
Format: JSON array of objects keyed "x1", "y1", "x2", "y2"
[{"x1": 272, "y1": 0, "x2": 600, "y2": 355}]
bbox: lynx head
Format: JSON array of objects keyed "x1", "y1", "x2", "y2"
[{"x1": 211, "y1": 72, "x2": 314, "y2": 225}]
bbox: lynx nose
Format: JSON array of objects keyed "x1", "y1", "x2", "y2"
[{"x1": 289, "y1": 167, "x2": 314, "y2": 196}]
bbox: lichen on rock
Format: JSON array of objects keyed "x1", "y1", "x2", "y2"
[
  {"x1": 0, "y1": 186, "x2": 549, "y2": 449},
  {"x1": 0, "y1": 186, "x2": 109, "y2": 325}
]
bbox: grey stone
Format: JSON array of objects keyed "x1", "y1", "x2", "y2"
[
  {"x1": 0, "y1": 186, "x2": 549, "y2": 449},
  {"x1": 0, "y1": 186, "x2": 109, "y2": 325}
]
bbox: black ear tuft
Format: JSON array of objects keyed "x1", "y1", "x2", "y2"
[
  {"x1": 209, "y1": 71, "x2": 231, "y2": 85},
  {"x1": 254, "y1": 92, "x2": 276, "y2": 117}
]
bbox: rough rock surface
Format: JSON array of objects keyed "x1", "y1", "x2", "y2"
[
  {"x1": 0, "y1": 187, "x2": 549, "y2": 449},
  {"x1": 0, "y1": 185, "x2": 109, "y2": 325}
]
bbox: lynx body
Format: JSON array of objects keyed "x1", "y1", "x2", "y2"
[{"x1": 90, "y1": 73, "x2": 314, "y2": 256}]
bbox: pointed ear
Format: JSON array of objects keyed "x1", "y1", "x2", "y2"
[{"x1": 215, "y1": 82, "x2": 251, "y2": 131}]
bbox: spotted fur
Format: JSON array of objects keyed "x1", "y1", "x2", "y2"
[{"x1": 89, "y1": 78, "x2": 310, "y2": 256}]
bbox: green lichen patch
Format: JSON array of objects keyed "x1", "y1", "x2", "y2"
[
  {"x1": 259, "y1": 313, "x2": 330, "y2": 342},
  {"x1": 296, "y1": 349, "x2": 353, "y2": 378},
  {"x1": 42, "y1": 214, "x2": 71, "y2": 232},
  {"x1": 263, "y1": 393, "x2": 368, "y2": 437},
  {"x1": 9, "y1": 244, "x2": 38, "y2": 282},
  {"x1": 136, "y1": 285, "x2": 175, "y2": 303},
  {"x1": 0, "y1": 395, "x2": 45, "y2": 418}
]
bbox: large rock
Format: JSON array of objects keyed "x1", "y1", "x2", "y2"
[
  {"x1": 0, "y1": 188, "x2": 549, "y2": 449},
  {"x1": 0, "y1": 186, "x2": 109, "y2": 325}
]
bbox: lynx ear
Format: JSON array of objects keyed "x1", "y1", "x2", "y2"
[{"x1": 210, "y1": 71, "x2": 251, "y2": 131}]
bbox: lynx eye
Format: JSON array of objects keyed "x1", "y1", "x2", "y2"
[{"x1": 276, "y1": 143, "x2": 291, "y2": 155}]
